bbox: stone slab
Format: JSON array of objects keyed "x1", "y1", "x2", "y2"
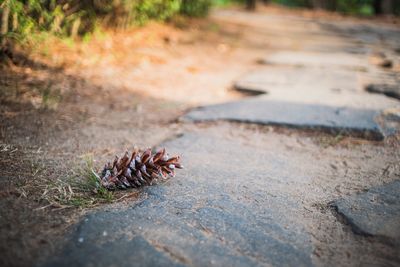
[
  {"x1": 331, "y1": 180, "x2": 400, "y2": 244},
  {"x1": 41, "y1": 133, "x2": 314, "y2": 267},
  {"x1": 262, "y1": 51, "x2": 367, "y2": 69},
  {"x1": 234, "y1": 67, "x2": 400, "y2": 111},
  {"x1": 184, "y1": 99, "x2": 383, "y2": 139},
  {"x1": 366, "y1": 84, "x2": 400, "y2": 100},
  {"x1": 319, "y1": 21, "x2": 400, "y2": 51},
  {"x1": 235, "y1": 67, "x2": 360, "y2": 94},
  {"x1": 302, "y1": 44, "x2": 369, "y2": 55}
]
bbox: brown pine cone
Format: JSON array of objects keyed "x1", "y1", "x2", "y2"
[{"x1": 98, "y1": 147, "x2": 183, "y2": 190}]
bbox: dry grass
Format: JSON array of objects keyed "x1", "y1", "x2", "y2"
[{"x1": 32, "y1": 154, "x2": 141, "y2": 211}]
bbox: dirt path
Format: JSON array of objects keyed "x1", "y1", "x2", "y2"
[{"x1": 1, "y1": 6, "x2": 400, "y2": 267}]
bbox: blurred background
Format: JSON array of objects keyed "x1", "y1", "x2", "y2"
[
  {"x1": 1, "y1": 2, "x2": 400, "y2": 267},
  {"x1": 1, "y1": 0, "x2": 399, "y2": 51}
]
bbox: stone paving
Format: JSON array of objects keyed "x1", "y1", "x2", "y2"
[
  {"x1": 185, "y1": 99, "x2": 384, "y2": 139},
  {"x1": 332, "y1": 180, "x2": 400, "y2": 244},
  {"x1": 366, "y1": 83, "x2": 400, "y2": 100},
  {"x1": 261, "y1": 51, "x2": 368, "y2": 69},
  {"x1": 43, "y1": 133, "x2": 315, "y2": 267},
  {"x1": 41, "y1": 9, "x2": 400, "y2": 267},
  {"x1": 185, "y1": 63, "x2": 399, "y2": 139}
]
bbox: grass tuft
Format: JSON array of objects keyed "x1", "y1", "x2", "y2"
[
  {"x1": 39, "y1": 82, "x2": 62, "y2": 110},
  {"x1": 37, "y1": 153, "x2": 119, "y2": 210}
]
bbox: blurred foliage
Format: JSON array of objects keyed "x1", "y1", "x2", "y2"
[
  {"x1": 271, "y1": 0, "x2": 400, "y2": 16},
  {"x1": 335, "y1": 0, "x2": 374, "y2": 15},
  {"x1": 0, "y1": 0, "x2": 213, "y2": 48},
  {"x1": 180, "y1": 0, "x2": 212, "y2": 17},
  {"x1": 215, "y1": 0, "x2": 399, "y2": 15},
  {"x1": 272, "y1": 0, "x2": 311, "y2": 8},
  {"x1": 1, "y1": 0, "x2": 399, "y2": 50},
  {"x1": 213, "y1": 0, "x2": 246, "y2": 7},
  {"x1": 135, "y1": 0, "x2": 181, "y2": 24}
]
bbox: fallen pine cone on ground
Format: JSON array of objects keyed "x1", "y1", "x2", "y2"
[{"x1": 97, "y1": 147, "x2": 183, "y2": 190}]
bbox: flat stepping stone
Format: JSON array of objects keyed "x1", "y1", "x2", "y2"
[
  {"x1": 319, "y1": 21, "x2": 400, "y2": 50},
  {"x1": 42, "y1": 133, "x2": 314, "y2": 267},
  {"x1": 226, "y1": 66, "x2": 400, "y2": 139},
  {"x1": 235, "y1": 67, "x2": 360, "y2": 94},
  {"x1": 366, "y1": 84, "x2": 400, "y2": 100},
  {"x1": 261, "y1": 51, "x2": 367, "y2": 69},
  {"x1": 303, "y1": 43, "x2": 369, "y2": 55},
  {"x1": 184, "y1": 98, "x2": 383, "y2": 140},
  {"x1": 234, "y1": 67, "x2": 400, "y2": 111},
  {"x1": 331, "y1": 180, "x2": 400, "y2": 245}
]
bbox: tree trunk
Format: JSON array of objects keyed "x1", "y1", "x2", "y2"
[
  {"x1": 381, "y1": 0, "x2": 393, "y2": 14},
  {"x1": 12, "y1": 12, "x2": 18, "y2": 31},
  {"x1": 310, "y1": 0, "x2": 336, "y2": 11},
  {"x1": 374, "y1": 0, "x2": 383, "y2": 14},
  {"x1": 246, "y1": 0, "x2": 256, "y2": 11},
  {"x1": 1, "y1": 1, "x2": 10, "y2": 47},
  {"x1": 374, "y1": 0, "x2": 394, "y2": 14}
]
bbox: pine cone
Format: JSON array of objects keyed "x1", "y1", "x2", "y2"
[{"x1": 99, "y1": 147, "x2": 183, "y2": 190}]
